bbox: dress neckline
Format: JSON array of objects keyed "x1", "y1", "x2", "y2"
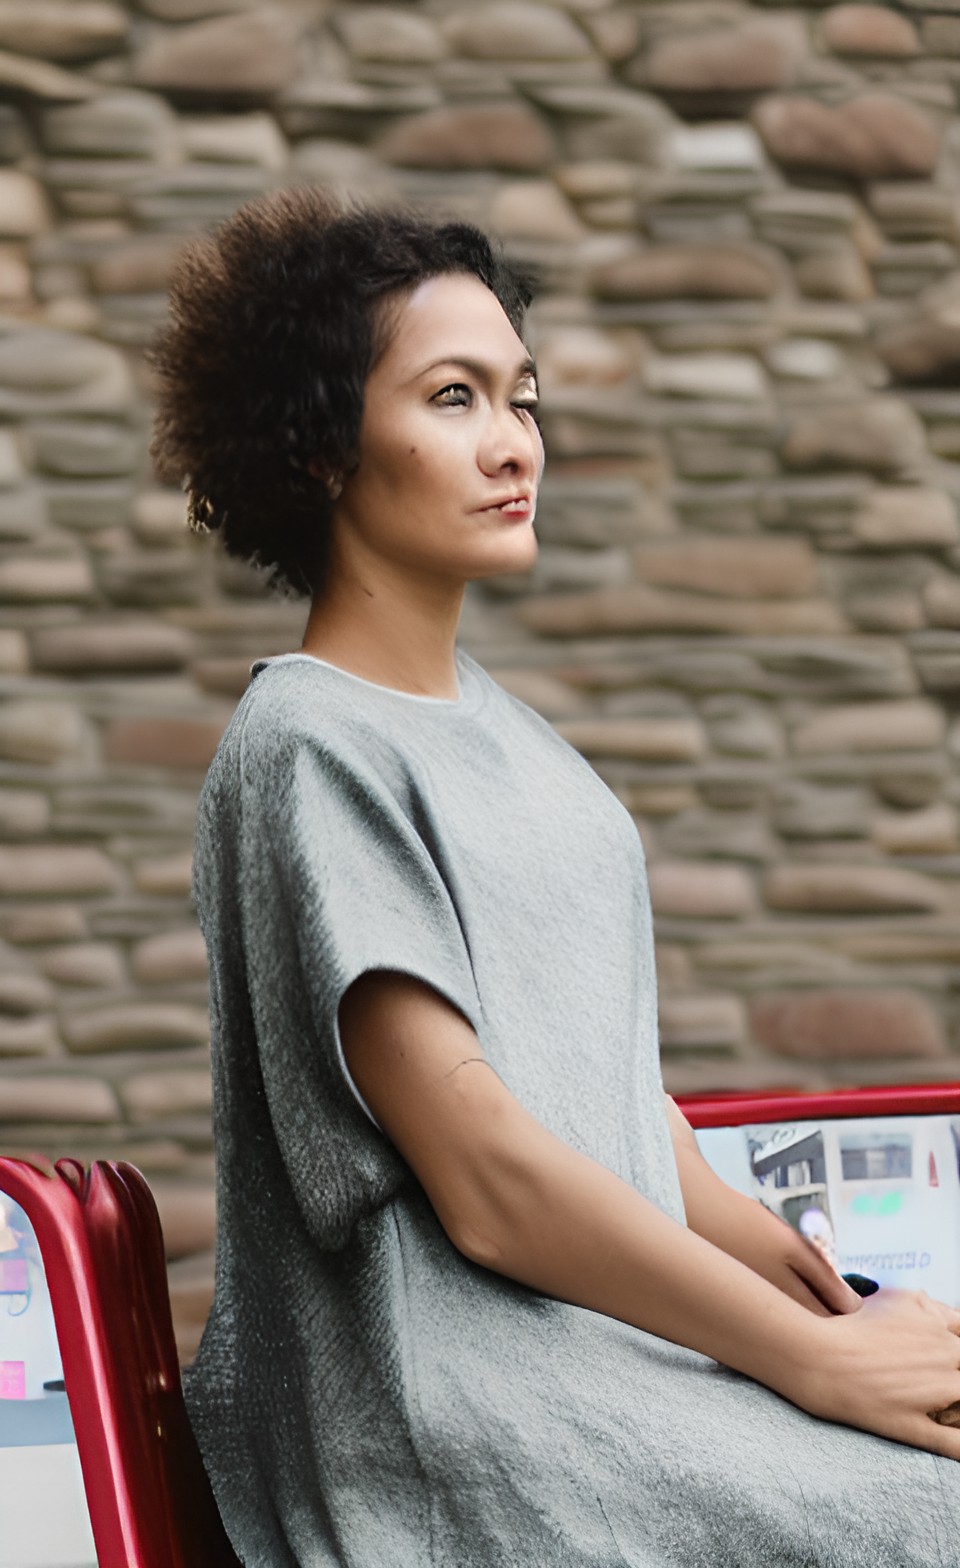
[{"x1": 249, "y1": 648, "x2": 470, "y2": 707}]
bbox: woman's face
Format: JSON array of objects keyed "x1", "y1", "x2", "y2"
[{"x1": 332, "y1": 272, "x2": 543, "y2": 586}]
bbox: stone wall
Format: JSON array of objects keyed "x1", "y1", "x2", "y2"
[{"x1": 2, "y1": 0, "x2": 960, "y2": 1357}]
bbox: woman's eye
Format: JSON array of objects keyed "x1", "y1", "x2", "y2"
[
  {"x1": 514, "y1": 397, "x2": 541, "y2": 424},
  {"x1": 433, "y1": 383, "x2": 471, "y2": 406}
]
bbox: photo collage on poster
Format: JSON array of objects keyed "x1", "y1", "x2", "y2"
[{"x1": 695, "y1": 1114, "x2": 960, "y2": 1307}]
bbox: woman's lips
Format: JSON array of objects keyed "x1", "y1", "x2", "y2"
[{"x1": 484, "y1": 496, "x2": 533, "y2": 518}]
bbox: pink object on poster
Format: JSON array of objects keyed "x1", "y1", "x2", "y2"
[
  {"x1": 0, "y1": 1360, "x2": 26, "y2": 1399},
  {"x1": 0, "y1": 1258, "x2": 28, "y2": 1293}
]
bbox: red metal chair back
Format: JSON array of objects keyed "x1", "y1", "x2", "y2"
[
  {"x1": 676, "y1": 1081, "x2": 960, "y2": 1130},
  {"x1": 0, "y1": 1155, "x2": 238, "y2": 1568}
]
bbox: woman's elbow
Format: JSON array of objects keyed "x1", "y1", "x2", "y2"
[
  {"x1": 447, "y1": 1213, "x2": 510, "y2": 1272},
  {"x1": 431, "y1": 1132, "x2": 534, "y2": 1274},
  {"x1": 396, "y1": 1058, "x2": 545, "y2": 1273}
]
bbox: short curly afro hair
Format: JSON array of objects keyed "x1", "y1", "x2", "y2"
[{"x1": 149, "y1": 187, "x2": 535, "y2": 598}]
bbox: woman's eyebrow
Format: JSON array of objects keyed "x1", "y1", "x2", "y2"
[{"x1": 413, "y1": 354, "x2": 538, "y2": 385}]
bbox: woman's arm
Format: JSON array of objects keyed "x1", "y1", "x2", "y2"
[
  {"x1": 340, "y1": 970, "x2": 960, "y2": 1460},
  {"x1": 664, "y1": 1094, "x2": 859, "y2": 1316}
]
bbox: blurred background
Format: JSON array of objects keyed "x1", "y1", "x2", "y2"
[{"x1": 1, "y1": 0, "x2": 960, "y2": 1358}]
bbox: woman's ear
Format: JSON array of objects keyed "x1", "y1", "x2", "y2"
[{"x1": 308, "y1": 457, "x2": 343, "y2": 500}]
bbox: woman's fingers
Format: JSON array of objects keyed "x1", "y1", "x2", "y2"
[
  {"x1": 927, "y1": 1300, "x2": 960, "y2": 1431},
  {"x1": 792, "y1": 1288, "x2": 960, "y2": 1459},
  {"x1": 874, "y1": 1286, "x2": 960, "y2": 1337},
  {"x1": 793, "y1": 1236, "x2": 862, "y2": 1315},
  {"x1": 920, "y1": 1408, "x2": 960, "y2": 1461},
  {"x1": 924, "y1": 1294, "x2": 960, "y2": 1336},
  {"x1": 914, "y1": 1415, "x2": 960, "y2": 1462}
]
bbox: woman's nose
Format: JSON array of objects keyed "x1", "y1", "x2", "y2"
[{"x1": 478, "y1": 406, "x2": 540, "y2": 478}]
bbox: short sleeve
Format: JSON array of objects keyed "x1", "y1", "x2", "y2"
[{"x1": 234, "y1": 721, "x2": 485, "y2": 1250}]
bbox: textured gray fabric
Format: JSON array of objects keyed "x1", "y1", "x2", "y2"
[{"x1": 186, "y1": 646, "x2": 960, "y2": 1567}]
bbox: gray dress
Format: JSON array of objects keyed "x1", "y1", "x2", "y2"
[{"x1": 185, "y1": 646, "x2": 960, "y2": 1568}]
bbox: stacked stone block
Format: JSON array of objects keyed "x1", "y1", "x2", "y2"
[{"x1": 1, "y1": 0, "x2": 960, "y2": 1357}]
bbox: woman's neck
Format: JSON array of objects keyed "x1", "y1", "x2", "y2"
[{"x1": 299, "y1": 587, "x2": 464, "y2": 702}]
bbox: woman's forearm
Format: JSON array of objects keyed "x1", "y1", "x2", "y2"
[
  {"x1": 456, "y1": 1088, "x2": 823, "y2": 1402},
  {"x1": 664, "y1": 1095, "x2": 860, "y2": 1317}
]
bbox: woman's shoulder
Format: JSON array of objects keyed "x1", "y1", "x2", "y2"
[
  {"x1": 210, "y1": 653, "x2": 425, "y2": 805},
  {"x1": 229, "y1": 653, "x2": 380, "y2": 743}
]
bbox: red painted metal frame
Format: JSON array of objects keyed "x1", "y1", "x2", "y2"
[
  {"x1": 676, "y1": 1081, "x2": 960, "y2": 1129},
  {"x1": 0, "y1": 1156, "x2": 238, "y2": 1568}
]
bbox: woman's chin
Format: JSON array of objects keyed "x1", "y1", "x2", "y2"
[{"x1": 474, "y1": 527, "x2": 538, "y2": 577}]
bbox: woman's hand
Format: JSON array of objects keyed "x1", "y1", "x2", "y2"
[
  {"x1": 784, "y1": 1228, "x2": 863, "y2": 1316},
  {"x1": 664, "y1": 1094, "x2": 862, "y2": 1317},
  {"x1": 777, "y1": 1288, "x2": 960, "y2": 1460}
]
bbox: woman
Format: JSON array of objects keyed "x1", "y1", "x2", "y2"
[{"x1": 152, "y1": 189, "x2": 960, "y2": 1567}]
